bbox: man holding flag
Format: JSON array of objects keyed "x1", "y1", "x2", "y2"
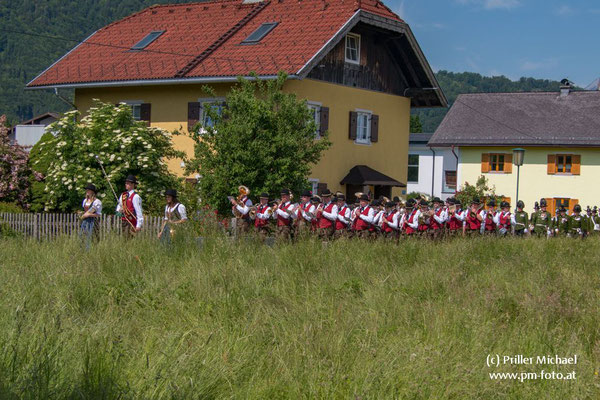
[{"x1": 116, "y1": 175, "x2": 143, "y2": 238}]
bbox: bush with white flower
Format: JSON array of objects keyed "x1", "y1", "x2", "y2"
[{"x1": 35, "y1": 101, "x2": 185, "y2": 214}]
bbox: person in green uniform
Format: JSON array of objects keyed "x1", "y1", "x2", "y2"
[
  {"x1": 513, "y1": 200, "x2": 529, "y2": 237},
  {"x1": 554, "y1": 206, "x2": 570, "y2": 237},
  {"x1": 590, "y1": 207, "x2": 600, "y2": 237},
  {"x1": 569, "y1": 204, "x2": 587, "y2": 239},
  {"x1": 530, "y1": 198, "x2": 553, "y2": 238}
]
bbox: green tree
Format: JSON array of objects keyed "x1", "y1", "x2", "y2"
[
  {"x1": 186, "y1": 72, "x2": 332, "y2": 215},
  {"x1": 455, "y1": 175, "x2": 506, "y2": 207},
  {"x1": 410, "y1": 115, "x2": 423, "y2": 133},
  {"x1": 37, "y1": 101, "x2": 185, "y2": 214}
]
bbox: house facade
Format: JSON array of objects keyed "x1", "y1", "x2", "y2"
[
  {"x1": 27, "y1": 0, "x2": 445, "y2": 202},
  {"x1": 428, "y1": 85, "x2": 600, "y2": 214},
  {"x1": 9, "y1": 112, "x2": 60, "y2": 149},
  {"x1": 406, "y1": 133, "x2": 457, "y2": 200}
]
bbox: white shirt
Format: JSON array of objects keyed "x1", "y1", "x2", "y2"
[
  {"x1": 321, "y1": 202, "x2": 338, "y2": 221},
  {"x1": 234, "y1": 197, "x2": 252, "y2": 216},
  {"x1": 337, "y1": 204, "x2": 352, "y2": 224},
  {"x1": 164, "y1": 203, "x2": 187, "y2": 221},
  {"x1": 256, "y1": 204, "x2": 272, "y2": 220},
  {"x1": 358, "y1": 206, "x2": 375, "y2": 224},
  {"x1": 407, "y1": 209, "x2": 421, "y2": 229},
  {"x1": 298, "y1": 202, "x2": 316, "y2": 222},
  {"x1": 493, "y1": 211, "x2": 510, "y2": 225},
  {"x1": 433, "y1": 207, "x2": 447, "y2": 224},
  {"x1": 384, "y1": 211, "x2": 400, "y2": 230},
  {"x1": 373, "y1": 210, "x2": 384, "y2": 225},
  {"x1": 275, "y1": 201, "x2": 293, "y2": 219},
  {"x1": 82, "y1": 198, "x2": 102, "y2": 215},
  {"x1": 116, "y1": 190, "x2": 143, "y2": 228}
]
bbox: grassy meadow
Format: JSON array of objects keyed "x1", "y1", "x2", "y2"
[{"x1": 0, "y1": 234, "x2": 599, "y2": 399}]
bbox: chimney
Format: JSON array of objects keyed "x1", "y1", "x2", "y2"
[{"x1": 560, "y1": 78, "x2": 572, "y2": 97}]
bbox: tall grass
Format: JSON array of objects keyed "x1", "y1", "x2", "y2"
[{"x1": 0, "y1": 235, "x2": 599, "y2": 399}]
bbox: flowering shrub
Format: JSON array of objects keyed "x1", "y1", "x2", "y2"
[
  {"x1": 37, "y1": 101, "x2": 185, "y2": 214},
  {"x1": 0, "y1": 115, "x2": 33, "y2": 207}
]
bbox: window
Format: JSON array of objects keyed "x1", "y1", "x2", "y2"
[
  {"x1": 490, "y1": 154, "x2": 505, "y2": 172},
  {"x1": 408, "y1": 154, "x2": 419, "y2": 183},
  {"x1": 345, "y1": 33, "x2": 360, "y2": 64},
  {"x1": 555, "y1": 198, "x2": 570, "y2": 210},
  {"x1": 355, "y1": 111, "x2": 371, "y2": 144},
  {"x1": 131, "y1": 104, "x2": 141, "y2": 120},
  {"x1": 307, "y1": 103, "x2": 321, "y2": 139},
  {"x1": 201, "y1": 101, "x2": 224, "y2": 129},
  {"x1": 444, "y1": 170, "x2": 457, "y2": 192},
  {"x1": 242, "y1": 22, "x2": 278, "y2": 44},
  {"x1": 309, "y1": 179, "x2": 319, "y2": 195},
  {"x1": 131, "y1": 31, "x2": 164, "y2": 50},
  {"x1": 556, "y1": 154, "x2": 572, "y2": 173},
  {"x1": 548, "y1": 154, "x2": 580, "y2": 175}
]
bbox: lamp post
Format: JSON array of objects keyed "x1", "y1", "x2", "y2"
[{"x1": 513, "y1": 148, "x2": 525, "y2": 204}]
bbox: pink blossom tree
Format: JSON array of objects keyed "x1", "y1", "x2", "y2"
[{"x1": 0, "y1": 115, "x2": 33, "y2": 207}]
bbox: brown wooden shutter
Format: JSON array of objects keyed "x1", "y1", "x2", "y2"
[
  {"x1": 571, "y1": 154, "x2": 581, "y2": 175},
  {"x1": 547, "y1": 154, "x2": 556, "y2": 175},
  {"x1": 504, "y1": 153, "x2": 512, "y2": 173},
  {"x1": 317, "y1": 183, "x2": 328, "y2": 195},
  {"x1": 481, "y1": 153, "x2": 490, "y2": 173},
  {"x1": 319, "y1": 106, "x2": 329, "y2": 135},
  {"x1": 569, "y1": 199, "x2": 579, "y2": 214},
  {"x1": 188, "y1": 102, "x2": 201, "y2": 132},
  {"x1": 545, "y1": 198, "x2": 555, "y2": 216},
  {"x1": 140, "y1": 103, "x2": 151, "y2": 126},
  {"x1": 370, "y1": 114, "x2": 379, "y2": 143},
  {"x1": 349, "y1": 111, "x2": 357, "y2": 140}
]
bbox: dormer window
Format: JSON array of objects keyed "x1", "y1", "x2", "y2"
[
  {"x1": 345, "y1": 33, "x2": 360, "y2": 64},
  {"x1": 131, "y1": 31, "x2": 165, "y2": 50}
]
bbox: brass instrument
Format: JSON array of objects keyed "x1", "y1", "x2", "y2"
[
  {"x1": 248, "y1": 205, "x2": 258, "y2": 220},
  {"x1": 232, "y1": 185, "x2": 250, "y2": 218}
]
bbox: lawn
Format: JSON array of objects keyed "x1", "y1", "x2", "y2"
[{"x1": 0, "y1": 235, "x2": 599, "y2": 399}]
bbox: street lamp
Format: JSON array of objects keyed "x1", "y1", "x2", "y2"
[{"x1": 513, "y1": 148, "x2": 525, "y2": 204}]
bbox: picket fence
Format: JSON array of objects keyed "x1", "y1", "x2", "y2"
[{"x1": 0, "y1": 212, "x2": 166, "y2": 240}]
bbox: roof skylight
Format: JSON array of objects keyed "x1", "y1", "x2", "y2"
[
  {"x1": 131, "y1": 31, "x2": 165, "y2": 50},
  {"x1": 241, "y1": 22, "x2": 278, "y2": 44}
]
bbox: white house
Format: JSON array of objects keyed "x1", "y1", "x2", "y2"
[
  {"x1": 9, "y1": 112, "x2": 59, "y2": 150},
  {"x1": 406, "y1": 133, "x2": 457, "y2": 200}
]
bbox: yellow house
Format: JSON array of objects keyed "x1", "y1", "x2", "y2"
[
  {"x1": 428, "y1": 85, "x2": 600, "y2": 214},
  {"x1": 27, "y1": 0, "x2": 446, "y2": 202}
]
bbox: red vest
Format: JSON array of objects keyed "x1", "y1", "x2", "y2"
[
  {"x1": 298, "y1": 202, "x2": 311, "y2": 222},
  {"x1": 254, "y1": 204, "x2": 270, "y2": 228},
  {"x1": 276, "y1": 202, "x2": 293, "y2": 227},
  {"x1": 418, "y1": 211, "x2": 430, "y2": 232},
  {"x1": 448, "y1": 209, "x2": 462, "y2": 231},
  {"x1": 465, "y1": 211, "x2": 481, "y2": 231},
  {"x1": 498, "y1": 212, "x2": 511, "y2": 228},
  {"x1": 121, "y1": 191, "x2": 137, "y2": 226},
  {"x1": 430, "y1": 208, "x2": 444, "y2": 230},
  {"x1": 382, "y1": 211, "x2": 397, "y2": 233},
  {"x1": 484, "y1": 211, "x2": 496, "y2": 231},
  {"x1": 318, "y1": 202, "x2": 335, "y2": 229},
  {"x1": 405, "y1": 209, "x2": 418, "y2": 235},
  {"x1": 354, "y1": 206, "x2": 372, "y2": 231},
  {"x1": 335, "y1": 205, "x2": 349, "y2": 230}
]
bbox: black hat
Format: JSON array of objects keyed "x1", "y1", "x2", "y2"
[
  {"x1": 406, "y1": 198, "x2": 416, "y2": 208},
  {"x1": 501, "y1": 201, "x2": 510, "y2": 208},
  {"x1": 540, "y1": 198, "x2": 547, "y2": 207},
  {"x1": 447, "y1": 198, "x2": 455, "y2": 205},
  {"x1": 386, "y1": 201, "x2": 395, "y2": 208},
  {"x1": 301, "y1": 190, "x2": 312, "y2": 197},
  {"x1": 574, "y1": 204, "x2": 582, "y2": 213},
  {"x1": 487, "y1": 199, "x2": 495, "y2": 207},
  {"x1": 280, "y1": 188, "x2": 290, "y2": 196},
  {"x1": 559, "y1": 206, "x2": 567, "y2": 213},
  {"x1": 321, "y1": 189, "x2": 332, "y2": 197},
  {"x1": 125, "y1": 175, "x2": 138, "y2": 184},
  {"x1": 593, "y1": 206, "x2": 598, "y2": 213},
  {"x1": 534, "y1": 201, "x2": 540, "y2": 209},
  {"x1": 517, "y1": 200, "x2": 524, "y2": 209},
  {"x1": 419, "y1": 199, "x2": 429, "y2": 207},
  {"x1": 260, "y1": 192, "x2": 270, "y2": 199},
  {"x1": 358, "y1": 194, "x2": 369, "y2": 201},
  {"x1": 454, "y1": 198, "x2": 462, "y2": 205},
  {"x1": 393, "y1": 196, "x2": 400, "y2": 203},
  {"x1": 471, "y1": 197, "x2": 481, "y2": 205},
  {"x1": 371, "y1": 199, "x2": 381, "y2": 207},
  {"x1": 84, "y1": 183, "x2": 97, "y2": 193},
  {"x1": 165, "y1": 189, "x2": 177, "y2": 198},
  {"x1": 432, "y1": 197, "x2": 442, "y2": 204},
  {"x1": 337, "y1": 194, "x2": 345, "y2": 201},
  {"x1": 311, "y1": 196, "x2": 321, "y2": 203}
]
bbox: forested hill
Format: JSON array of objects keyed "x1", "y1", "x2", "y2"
[
  {"x1": 1, "y1": 1, "x2": 563, "y2": 130},
  {"x1": 413, "y1": 71, "x2": 563, "y2": 132},
  {"x1": 0, "y1": 0, "x2": 201, "y2": 124}
]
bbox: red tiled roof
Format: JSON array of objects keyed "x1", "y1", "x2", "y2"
[{"x1": 27, "y1": 0, "x2": 402, "y2": 87}]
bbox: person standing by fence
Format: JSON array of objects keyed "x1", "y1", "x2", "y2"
[
  {"x1": 158, "y1": 189, "x2": 187, "y2": 245},
  {"x1": 79, "y1": 183, "x2": 102, "y2": 249},
  {"x1": 116, "y1": 175, "x2": 143, "y2": 238}
]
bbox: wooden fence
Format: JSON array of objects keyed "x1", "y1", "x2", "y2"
[{"x1": 0, "y1": 213, "x2": 165, "y2": 240}]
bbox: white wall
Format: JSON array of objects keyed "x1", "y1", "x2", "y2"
[
  {"x1": 407, "y1": 144, "x2": 457, "y2": 200},
  {"x1": 12, "y1": 125, "x2": 47, "y2": 149}
]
